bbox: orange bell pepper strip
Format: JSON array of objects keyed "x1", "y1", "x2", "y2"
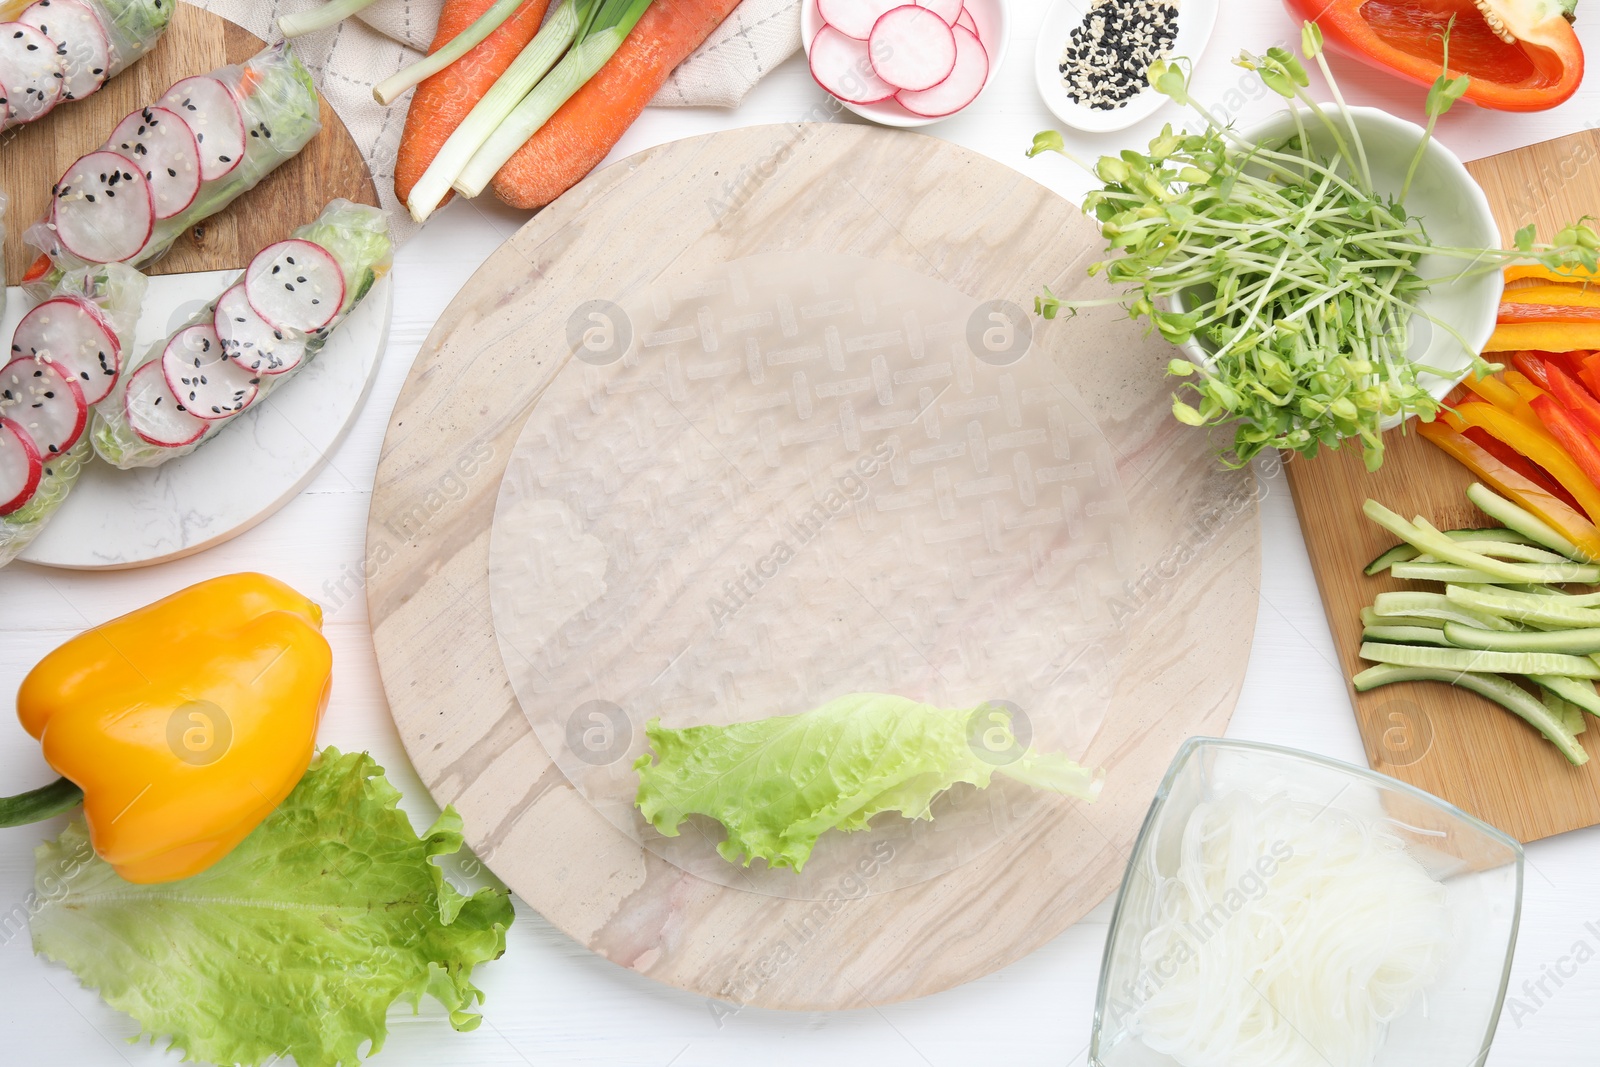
[
  {"x1": 1487, "y1": 323, "x2": 1600, "y2": 353},
  {"x1": 1504, "y1": 285, "x2": 1600, "y2": 308},
  {"x1": 1543, "y1": 360, "x2": 1600, "y2": 439},
  {"x1": 1282, "y1": 0, "x2": 1585, "y2": 112},
  {"x1": 1531, "y1": 394, "x2": 1600, "y2": 503},
  {"x1": 1462, "y1": 426, "x2": 1583, "y2": 510},
  {"x1": 1447, "y1": 400, "x2": 1600, "y2": 524},
  {"x1": 1501, "y1": 303, "x2": 1600, "y2": 324},
  {"x1": 1507, "y1": 263, "x2": 1600, "y2": 286},
  {"x1": 1420, "y1": 420, "x2": 1600, "y2": 561},
  {"x1": 6, "y1": 574, "x2": 332, "y2": 884}
]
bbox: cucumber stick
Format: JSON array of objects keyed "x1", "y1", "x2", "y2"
[
  {"x1": 1353, "y1": 664, "x2": 1588, "y2": 765},
  {"x1": 1364, "y1": 532, "x2": 1561, "y2": 574},
  {"x1": 1391, "y1": 562, "x2": 1598, "y2": 584},
  {"x1": 1363, "y1": 625, "x2": 1453, "y2": 647},
  {"x1": 1446, "y1": 585, "x2": 1600, "y2": 628},
  {"x1": 1465, "y1": 482, "x2": 1586, "y2": 562},
  {"x1": 1363, "y1": 500, "x2": 1590, "y2": 582},
  {"x1": 1360, "y1": 607, "x2": 1445, "y2": 629},
  {"x1": 1541, "y1": 689, "x2": 1590, "y2": 736},
  {"x1": 1359, "y1": 641, "x2": 1600, "y2": 678},
  {"x1": 1372, "y1": 591, "x2": 1518, "y2": 631},
  {"x1": 1532, "y1": 674, "x2": 1600, "y2": 716},
  {"x1": 1441, "y1": 623, "x2": 1600, "y2": 656}
]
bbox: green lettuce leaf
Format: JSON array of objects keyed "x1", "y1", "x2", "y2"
[
  {"x1": 634, "y1": 693, "x2": 1103, "y2": 871},
  {"x1": 31, "y1": 747, "x2": 513, "y2": 1067}
]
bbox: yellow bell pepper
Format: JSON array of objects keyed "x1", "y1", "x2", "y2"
[
  {"x1": 7, "y1": 574, "x2": 331, "y2": 884},
  {"x1": 1487, "y1": 322, "x2": 1600, "y2": 354},
  {"x1": 1445, "y1": 401, "x2": 1600, "y2": 527}
]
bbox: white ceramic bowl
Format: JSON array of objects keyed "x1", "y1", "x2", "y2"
[
  {"x1": 799, "y1": 0, "x2": 1008, "y2": 128},
  {"x1": 1034, "y1": 0, "x2": 1218, "y2": 134},
  {"x1": 1170, "y1": 105, "x2": 1502, "y2": 429}
]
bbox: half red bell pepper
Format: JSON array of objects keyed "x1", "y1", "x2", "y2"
[{"x1": 1284, "y1": 0, "x2": 1585, "y2": 112}]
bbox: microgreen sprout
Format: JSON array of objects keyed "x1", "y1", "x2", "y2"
[{"x1": 1035, "y1": 22, "x2": 1600, "y2": 471}]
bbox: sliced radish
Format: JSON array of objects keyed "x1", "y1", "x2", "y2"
[
  {"x1": 869, "y1": 6, "x2": 956, "y2": 92},
  {"x1": 124, "y1": 361, "x2": 206, "y2": 447},
  {"x1": 0, "y1": 357, "x2": 87, "y2": 456},
  {"x1": 0, "y1": 417, "x2": 43, "y2": 517},
  {"x1": 816, "y1": 0, "x2": 900, "y2": 40},
  {"x1": 10, "y1": 297, "x2": 120, "y2": 405},
  {"x1": 809, "y1": 26, "x2": 897, "y2": 104},
  {"x1": 896, "y1": 25, "x2": 988, "y2": 117},
  {"x1": 0, "y1": 22, "x2": 64, "y2": 124},
  {"x1": 19, "y1": 0, "x2": 108, "y2": 102},
  {"x1": 245, "y1": 239, "x2": 344, "y2": 334},
  {"x1": 955, "y1": 7, "x2": 976, "y2": 33},
  {"x1": 161, "y1": 323, "x2": 258, "y2": 420},
  {"x1": 158, "y1": 75, "x2": 245, "y2": 183},
  {"x1": 0, "y1": 72, "x2": 14, "y2": 127},
  {"x1": 109, "y1": 105, "x2": 201, "y2": 221},
  {"x1": 51, "y1": 149, "x2": 154, "y2": 263},
  {"x1": 914, "y1": 0, "x2": 963, "y2": 26},
  {"x1": 215, "y1": 283, "x2": 306, "y2": 375}
]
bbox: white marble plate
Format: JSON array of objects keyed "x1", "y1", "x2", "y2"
[{"x1": 2, "y1": 270, "x2": 392, "y2": 569}]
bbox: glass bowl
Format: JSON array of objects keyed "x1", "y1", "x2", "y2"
[{"x1": 1090, "y1": 737, "x2": 1523, "y2": 1067}]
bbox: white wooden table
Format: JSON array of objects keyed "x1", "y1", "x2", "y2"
[{"x1": 5, "y1": 3, "x2": 1600, "y2": 1063}]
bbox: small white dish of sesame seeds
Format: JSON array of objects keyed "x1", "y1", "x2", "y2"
[{"x1": 1034, "y1": 0, "x2": 1217, "y2": 133}]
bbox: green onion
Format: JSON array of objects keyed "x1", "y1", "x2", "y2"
[
  {"x1": 453, "y1": 0, "x2": 653, "y2": 199},
  {"x1": 406, "y1": 0, "x2": 587, "y2": 222},
  {"x1": 374, "y1": 0, "x2": 531, "y2": 106},
  {"x1": 278, "y1": 0, "x2": 380, "y2": 38}
]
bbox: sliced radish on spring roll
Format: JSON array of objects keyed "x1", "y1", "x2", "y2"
[{"x1": 10, "y1": 297, "x2": 121, "y2": 405}]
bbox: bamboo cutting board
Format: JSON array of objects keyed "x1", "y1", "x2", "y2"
[
  {"x1": 1288, "y1": 128, "x2": 1600, "y2": 844},
  {"x1": 366, "y1": 124, "x2": 1262, "y2": 1009},
  {"x1": 1, "y1": 2, "x2": 375, "y2": 283}
]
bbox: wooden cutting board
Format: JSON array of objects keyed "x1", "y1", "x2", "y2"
[
  {"x1": 1287, "y1": 128, "x2": 1600, "y2": 844},
  {"x1": 1, "y1": 2, "x2": 375, "y2": 283},
  {"x1": 366, "y1": 123, "x2": 1262, "y2": 1009}
]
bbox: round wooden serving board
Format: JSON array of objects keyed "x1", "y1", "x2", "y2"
[
  {"x1": 366, "y1": 124, "x2": 1262, "y2": 1009},
  {"x1": 1, "y1": 1, "x2": 376, "y2": 283}
]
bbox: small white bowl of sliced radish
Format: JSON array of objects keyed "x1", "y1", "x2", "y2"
[{"x1": 802, "y1": 0, "x2": 1006, "y2": 126}]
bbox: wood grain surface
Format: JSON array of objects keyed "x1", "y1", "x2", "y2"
[
  {"x1": 1287, "y1": 128, "x2": 1600, "y2": 844},
  {"x1": 365, "y1": 123, "x2": 1262, "y2": 1009},
  {"x1": 0, "y1": 2, "x2": 376, "y2": 284}
]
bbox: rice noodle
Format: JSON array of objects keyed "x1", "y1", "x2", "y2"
[{"x1": 1129, "y1": 790, "x2": 1452, "y2": 1067}]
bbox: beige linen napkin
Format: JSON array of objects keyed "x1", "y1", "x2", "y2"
[{"x1": 198, "y1": 0, "x2": 803, "y2": 240}]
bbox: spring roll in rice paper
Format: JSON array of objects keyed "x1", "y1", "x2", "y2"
[
  {"x1": 0, "y1": 260, "x2": 146, "y2": 565},
  {"x1": 93, "y1": 200, "x2": 392, "y2": 470},
  {"x1": 0, "y1": 0, "x2": 173, "y2": 131},
  {"x1": 24, "y1": 40, "x2": 322, "y2": 275}
]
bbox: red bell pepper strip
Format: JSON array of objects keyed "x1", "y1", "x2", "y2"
[
  {"x1": 1284, "y1": 0, "x2": 1585, "y2": 112},
  {"x1": 1583, "y1": 353, "x2": 1600, "y2": 399},
  {"x1": 1420, "y1": 420, "x2": 1600, "y2": 560},
  {"x1": 1513, "y1": 351, "x2": 1553, "y2": 389},
  {"x1": 1462, "y1": 426, "x2": 1583, "y2": 509},
  {"x1": 1501, "y1": 303, "x2": 1600, "y2": 324},
  {"x1": 1544, "y1": 360, "x2": 1600, "y2": 439},
  {"x1": 1530, "y1": 394, "x2": 1600, "y2": 503}
]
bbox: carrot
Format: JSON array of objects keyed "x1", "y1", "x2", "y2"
[
  {"x1": 489, "y1": 0, "x2": 742, "y2": 210},
  {"x1": 394, "y1": 0, "x2": 551, "y2": 207}
]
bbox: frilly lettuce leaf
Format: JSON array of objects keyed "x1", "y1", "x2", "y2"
[
  {"x1": 634, "y1": 693, "x2": 1103, "y2": 871},
  {"x1": 30, "y1": 747, "x2": 513, "y2": 1067}
]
